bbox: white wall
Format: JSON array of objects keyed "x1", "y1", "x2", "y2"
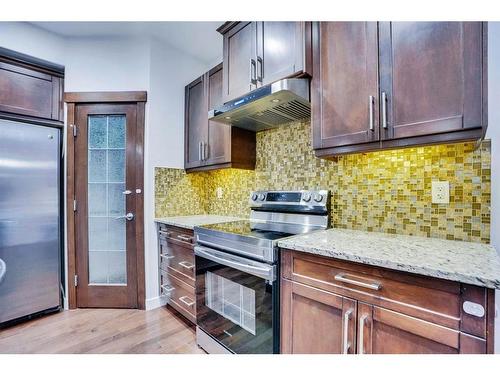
[
  {"x1": 144, "y1": 38, "x2": 208, "y2": 308},
  {"x1": 0, "y1": 22, "x2": 211, "y2": 310},
  {"x1": 486, "y1": 21, "x2": 500, "y2": 353}
]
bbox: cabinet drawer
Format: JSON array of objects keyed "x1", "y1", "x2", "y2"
[
  {"x1": 159, "y1": 238, "x2": 195, "y2": 286},
  {"x1": 158, "y1": 224, "x2": 194, "y2": 248},
  {"x1": 281, "y1": 249, "x2": 462, "y2": 330},
  {"x1": 160, "y1": 270, "x2": 196, "y2": 323}
]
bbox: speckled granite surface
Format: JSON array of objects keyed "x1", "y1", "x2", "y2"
[
  {"x1": 154, "y1": 215, "x2": 241, "y2": 230},
  {"x1": 277, "y1": 228, "x2": 500, "y2": 289}
]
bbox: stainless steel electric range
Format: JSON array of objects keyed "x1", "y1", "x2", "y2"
[{"x1": 194, "y1": 190, "x2": 330, "y2": 354}]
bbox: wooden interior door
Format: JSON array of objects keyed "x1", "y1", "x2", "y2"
[
  {"x1": 74, "y1": 103, "x2": 140, "y2": 308},
  {"x1": 312, "y1": 22, "x2": 380, "y2": 149},
  {"x1": 258, "y1": 22, "x2": 304, "y2": 86},
  {"x1": 281, "y1": 279, "x2": 357, "y2": 354},
  {"x1": 357, "y1": 303, "x2": 465, "y2": 354},
  {"x1": 184, "y1": 76, "x2": 208, "y2": 169},
  {"x1": 222, "y1": 22, "x2": 257, "y2": 102},
  {"x1": 206, "y1": 64, "x2": 230, "y2": 166},
  {"x1": 378, "y1": 22, "x2": 484, "y2": 140}
]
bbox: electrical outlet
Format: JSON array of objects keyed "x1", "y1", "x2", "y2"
[
  {"x1": 431, "y1": 181, "x2": 450, "y2": 204},
  {"x1": 216, "y1": 187, "x2": 224, "y2": 199}
]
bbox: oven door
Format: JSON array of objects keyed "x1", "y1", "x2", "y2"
[{"x1": 194, "y1": 245, "x2": 278, "y2": 354}]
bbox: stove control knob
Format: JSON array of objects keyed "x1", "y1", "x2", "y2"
[
  {"x1": 258, "y1": 193, "x2": 266, "y2": 201},
  {"x1": 302, "y1": 192, "x2": 312, "y2": 202},
  {"x1": 313, "y1": 193, "x2": 324, "y2": 203},
  {"x1": 251, "y1": 193, "x2": 258, "y2": 201}
]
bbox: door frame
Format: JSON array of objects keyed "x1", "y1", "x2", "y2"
[{"x1": 65, "y1": 91, "x2": 147, "y2": 309}]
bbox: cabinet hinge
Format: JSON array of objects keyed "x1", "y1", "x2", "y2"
[
  {"x1": 73, "y1": 199, "x2": 77, "y2": 212},
  {"x1": 74, "y1": 275, "x2": 78, "y2": 287},
  {"x1": 72, "y1": 124, "x2": 77, "y2": 137}
]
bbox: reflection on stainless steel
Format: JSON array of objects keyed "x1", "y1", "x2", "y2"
[
  {"x1": 0, "y1": 119, "x2": 61, "y2": 324},
  {"x1": 0, "y1": 258, "x2": 6, "y2": 285}
]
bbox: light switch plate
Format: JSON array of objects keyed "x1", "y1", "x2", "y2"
[{"x1": 432, "y1": 181, "x2": 450, "y2": 204}]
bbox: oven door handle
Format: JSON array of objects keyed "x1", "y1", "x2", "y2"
[{"x1": 194, "y1": 246, "x2": 276, "y2": 281}]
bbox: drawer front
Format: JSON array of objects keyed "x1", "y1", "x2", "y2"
[
  {"x1": 158, "y1": 224, "x2": 194, "y2": 248},
  {"x1": 160, "y1": 270, "x2": 196, "y2": 323},
  {"x1": 281, "y1": 249, "x2": 462, "y2": 330},
  {"x1": 159, "y1": 238, "x2": 195, "y2": 286}
]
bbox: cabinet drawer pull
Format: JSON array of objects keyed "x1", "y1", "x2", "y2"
[
  {"x1": 179, "y1": 295, "x2": 195, "y2": 307},
  {"x1": 161, "y1": 285, "x2": 175, "y2": 295},
  {"x1": 368, "y1": 95, "x2": 374, "y2": 131},
  {"x1": 177, "y1": 234, "x2": 192, "y2": 242},
  {"x1": 381, "y1": 91, "x2": 388, "y2": 129},
  {"x1": 334, "y1": 274, "x2": 381, "y2": 291},
  {"x1": 358, "y1": 315, "x2": 368, "y2": 355},
  {"x1": 160, "y1": 254, "x2": 175, "y2": 260},
  {"x1": 158, "y1": 230, "x2": 171, "y2": 238},
  {"x1": 343, "y1": 308, "x2": 353, "y2": 354},
  {"x1": 178, "y1": 261, "x2": 194, "y2": 270}
]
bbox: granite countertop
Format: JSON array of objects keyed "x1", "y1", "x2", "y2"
[
  {"x1": 154, "y1": 215, "x2": 241, "y2": 230},
  {"x1": 277, "y1": 228, "x2": 500, "y2": 289}
]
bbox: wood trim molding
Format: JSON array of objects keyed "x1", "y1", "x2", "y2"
[
  {"x1": 64, "y1": 91, "x2": 147, "y2": 103},
  {"x1": 66, "y1": 92, "x2": 147, "y2": 310}
]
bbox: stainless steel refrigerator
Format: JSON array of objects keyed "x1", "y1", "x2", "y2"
[{"x1": 0, "y1": 118, "x2": 62, "y2": 325}]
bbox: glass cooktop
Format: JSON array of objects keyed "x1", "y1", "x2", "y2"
[{"x1": 198, "y1": 220, "x2": 296, "y2": 241}]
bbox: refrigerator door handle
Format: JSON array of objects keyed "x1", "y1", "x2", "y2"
[{"x1": 0, "y1": 258, "x2": 6, "y2": 285}]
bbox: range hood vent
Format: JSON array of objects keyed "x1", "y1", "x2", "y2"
[{"x1": 208, "y1": 78, "x2": 310, "y2": 132}]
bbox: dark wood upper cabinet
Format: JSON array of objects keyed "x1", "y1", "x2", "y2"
[
  {"x1": 312, "y1": 22, "x2": 380, "y2": 150},
  {"x1": 184, "y1": 76, "x2": 207, "y2": 170},
  {"x1": 218, "y1": 22, "x2": 312, "y2": 103},
  {"x1": 0, "y1": 49, "x2": 64, "y2": 123},
  {"x1": 313, "y1": 22, "x2": 487, "y2": 157},
  {"x1": 184, "y1": 63, "x2": 256, "y2": 172}
]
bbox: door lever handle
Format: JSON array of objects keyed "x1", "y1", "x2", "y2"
[{"x1": 114, "y1": 212, "x2": 135, "y2": 221}]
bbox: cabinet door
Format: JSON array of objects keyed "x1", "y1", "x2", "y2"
[
  {"x1": 206, "y1": 64, "x2": 231, "y2": 166},
  {"x1": 281, "y1": 279, "x2": 357, "y2": 354},
  {"x1": 222, "y1": 22, "x2": 257, "y2": 103},
  {"x1": 257, "y1": 22, "x2": 305, "y2": 86},
  {"x1": 311, "y1": 22, "x2": 380, "y2": 149},
  {"x1": 184, "y1": 76, "x2": 207, "y2": 169},
  {"x1": 0, "y1": 61, "x2": 63, "y2": 121},
  {"x1": 357, "y1": 303, "x2": 467, "y2": 354},
  {"x1": 379, "y1": 22, "x2": 484, "y2": 140}
]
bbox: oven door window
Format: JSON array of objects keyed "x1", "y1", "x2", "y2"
[{"x1": 196, "y1": 254, "x2": 276, "y2": 354}]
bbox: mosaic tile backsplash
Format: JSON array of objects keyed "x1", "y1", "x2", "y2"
[{"x1": 155, "y1": 121, "x2": 491, "y2": 243}]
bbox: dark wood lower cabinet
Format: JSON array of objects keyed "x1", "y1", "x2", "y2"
[
  {"x1": 157, "y1": 223, "x2": 196, "y2": 323},
  {"x1": 280, "y1": 249, "x2": 494, "y2": 354}
]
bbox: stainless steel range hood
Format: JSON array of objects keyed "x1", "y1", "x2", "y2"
[{"x1": 208, "y1": 78, "x2": 310, "y2": 132}]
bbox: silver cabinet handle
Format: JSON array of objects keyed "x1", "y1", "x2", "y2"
[
  {"x1": 198, "y1": 141, "x2": 202, "y2": 161},
  {"x1": 177, "y1": 234, "x2": 192, "y2": 242},
  {"x1": 158, "y1": 230, "x2": 171, "y2": 238},
  {"x1": 250, "y1": 58, "x2": 257, "y2": 85},
  {"x1": 122, "y1": 190, "x2": 132, "y2": 195},
  {"x1": 160, "y1": 253, "x2": 175, "y2": 260},
  {"x1": 161, "y1": 284, "x2": 175, "y2": 295},
  {"x1": 114, "y1": 212, "x2": 134, "y2": 221},
  {"x1": 334, "y1": 274, "x2": 381, "y2": 291},
  {"x1": 343, "y1": 308, "x2": 354, "y2": 354},
  {"x1": 0, "y1": 258, "x2": 6, "y2": 285},
  {"x1": 257, "y1": 56, "x2": 263, "y2": 83},
  {"x1": 179, "y1": 295, "x2": 195, "y2": 307},
  {"x1": 381, "y1": 91, "x2": 388, "y2": 129},
  {"x1": 178, "y1": 261, "x2": 194, "y2": 270},
  {"x1": 369, "y1": 95, "x2": 375, "y2": 131},
  {"x1": 203, "y1": 141, "x2": 208, "y2": 161},
  {"x1": 358, "y1": 315, "x2": 368, "y2": 354}
]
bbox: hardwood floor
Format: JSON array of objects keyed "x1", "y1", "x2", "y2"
[{"x1": 0, "y1": 306, "x2": 205, "y2": 354}]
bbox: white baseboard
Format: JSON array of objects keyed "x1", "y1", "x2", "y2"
[{"x1": 146, "y1": 295, "x2": 167, "y2": 310}]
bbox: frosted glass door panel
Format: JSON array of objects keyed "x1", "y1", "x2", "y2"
[{"x1": 87, "y1": 115, "x2": 127, "y2": 285}]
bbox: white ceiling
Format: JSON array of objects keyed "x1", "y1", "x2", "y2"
[{"x1": 30, "y1": 21, "x2": 223, "y2": 64}]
